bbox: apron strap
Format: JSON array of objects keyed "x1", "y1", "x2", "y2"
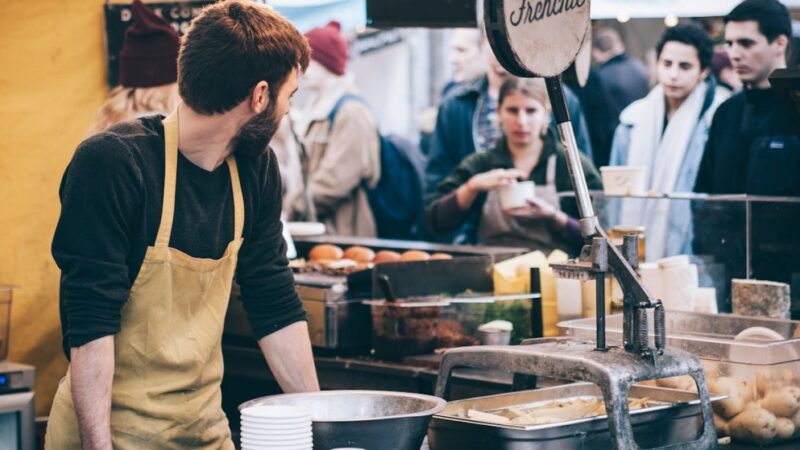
[
  {"x1": 546, "y1": 154, "x2": 557, "y2": 186},
  {"x1": 157, "y1": 109, "x2": 246, "y2": 247},
  {"x1": 225, "y1": 156, "x2": 245, "y2": 240},
  {"x1": 156, "y1": 110, "x2": 180, "y2": 248}
]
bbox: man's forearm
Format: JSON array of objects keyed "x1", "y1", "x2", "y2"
[
  {"x1": 258, "y1": 321, "x2": 319, "y2": 393},
  {"x1": 70, "y1": 335, "x2": 115, "y2": 450}
]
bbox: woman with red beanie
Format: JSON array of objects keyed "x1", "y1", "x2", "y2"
[
  {"x1": 289, "y1": 21, "x2": 381, "y2": 237},
  {"x1": 88, "y1": 0, "x2": 180, "y2": 134}
]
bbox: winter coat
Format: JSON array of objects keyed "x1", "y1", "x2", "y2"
[{"x1": 291, "y1": 78, "x2": 381, "y2": 237}]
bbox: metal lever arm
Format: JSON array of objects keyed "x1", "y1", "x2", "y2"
[{"x1": 545, "y1": 76, "x2": 599, "y2": 237}]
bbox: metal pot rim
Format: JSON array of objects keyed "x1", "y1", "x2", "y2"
[{"x1": 238, "y1": 389, "x2": 447, "y2": 422}]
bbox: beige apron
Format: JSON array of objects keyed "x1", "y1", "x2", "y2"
[
  {"x1": 46, "y1": 111, "x2": 242, "y2": 450},
  {"x1": 479, "y1": 155, "x2": 566, "y2": 252}
]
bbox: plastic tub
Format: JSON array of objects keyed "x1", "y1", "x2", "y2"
[{"x1": 559, "y1": 311, "x2": 800, "y2": 445}]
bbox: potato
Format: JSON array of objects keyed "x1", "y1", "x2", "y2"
[
  {"x1": 776, "y1": 417, "x2": 795, "y2": 440},
  {"x1": 655, "y1": 375, "x2": 696, "y2": 392},
  {"x1": 728, "y1": 407, "x2": 778, "y2": 444},
  {"x1": 757, "y1": 370, "x2": 771, "y2": 398},
  {"x1": 791, "y1": 407, "x2": 800, "y2": 431},
  {"x1": 714, "y1": 413, "x2": 729, "y2": 436},
  {"x1": 710, "y1": 377, "x2": 749, "y2": 419},
  {"x1": 761, "y1": 387, "x2": 800, "y2": 418}
]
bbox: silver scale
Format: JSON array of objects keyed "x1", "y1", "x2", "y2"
[{"x1": 434, "y1": 1, "x2": 718, "y2": 449}]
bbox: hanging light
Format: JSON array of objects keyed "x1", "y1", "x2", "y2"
[
  {"x1": 617, "y1": 12, "x2": 631, "y2": 23},
  {"x1": 664, "y1": 14, "x2": 679, "y2": 27}
]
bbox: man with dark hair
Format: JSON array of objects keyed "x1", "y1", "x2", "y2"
[
  {"x1": 609, "y1": 23, "x2": 727, "y2": 260},
  {"x1": 592, "y1": 27, "x2": 650, "y2": 112},
  {"x1": 46, "y1": 2, "x2": 319, "y2": 449},
  {"x1": 695, "y1": 0, "x2": 797, "y2": 196},
  {"x1": 693, "y1": 0, "x2": 800, "y2": 317}
]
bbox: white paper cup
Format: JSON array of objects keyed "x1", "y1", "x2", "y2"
[
  {"x1": 692, "y1": 287, "x2": 718, "y2": 314},
  {"x1": 498, "y1": 180, "x2": 535, "y2": 209},
  {"x1": 600, "y1": 166, "x2": 646, "y2": 196},
  {"x1": 660, "y1": 264, "x2": 699, "y2": 311}
]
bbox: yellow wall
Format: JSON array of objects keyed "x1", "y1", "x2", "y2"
[{"x1": 0, "y1": 0, "x2": 109, "y2": 415}]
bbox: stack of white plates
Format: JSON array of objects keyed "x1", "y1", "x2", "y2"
[{"x1": 240, "y1": 404, "x2": 313, "y2": 450}]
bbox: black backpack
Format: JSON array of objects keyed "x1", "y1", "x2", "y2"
[{"x1": 328, "y1": 95, "x2": 427, "y2": 240}]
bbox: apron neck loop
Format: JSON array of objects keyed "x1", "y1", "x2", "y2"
[{"x1": 157, "y1": 109, "x2": 246, "y2": 248}]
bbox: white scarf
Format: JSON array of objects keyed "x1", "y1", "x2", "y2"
[{"x1": 619, "y1": 82, "x2": 708, "y2": 260}]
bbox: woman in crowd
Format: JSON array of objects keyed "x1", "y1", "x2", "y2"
[
  {"x1": 88, "y1": 0, "x2": 180, "y2": 134},
  {"x1": 426, "y1": 77, "x2": 602, "y2": 254},
  {"x1": 609, "y1": 23, "x2": 729, "y2": 260}
]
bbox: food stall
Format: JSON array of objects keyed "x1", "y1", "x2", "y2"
[{"x1": 223, "y1": 0, "x2": 800, "y2": 450}]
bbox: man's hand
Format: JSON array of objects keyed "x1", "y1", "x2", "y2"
[
  {"x1": 258, "y1": 321, "x2": 320, "y2": 393},
  {"x1": 70, "y1": 336, "x2": 115, "y2": 450}
]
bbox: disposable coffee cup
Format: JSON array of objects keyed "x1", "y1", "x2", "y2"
[
  {"x1": 498, "y1": 180, "x2": 535, "y2": 209},
  {"x1": 600, "y1": 166, "x2": 646, "y2": 196}
]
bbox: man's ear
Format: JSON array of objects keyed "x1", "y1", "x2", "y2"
[
  {"x1": 774, "y1": 34, "x2": 790, "y2": 54},
  {"x1": 250, "y1": 81, "x2": 270, "y2": 113}
]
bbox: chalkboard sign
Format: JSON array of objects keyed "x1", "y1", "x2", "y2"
[{"x1": 103, "y1": 0, "x2": 215, "y2": 87}]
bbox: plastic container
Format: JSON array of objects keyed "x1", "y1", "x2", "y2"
[
  {"x1": 367, "y1": 301, "x2": 487, "y2": 360},
  {"x1": 559, "y1": 311, "x2": 800, "y2": 445},
  {"x1": 0, "y1": 286, "x2": 13, "y2": 361},
  {"x1": 600, "y1": 166, "x2": 647, "y2": 196},
  {"x1": 369, "y1": 302, "x2": 441, "y2": 361}
]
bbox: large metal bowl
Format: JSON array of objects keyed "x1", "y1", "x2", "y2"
[{"x1": 239, "y1": 390, "x2": 445, "y2": 450}]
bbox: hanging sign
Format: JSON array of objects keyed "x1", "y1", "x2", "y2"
[{"x1": 484, "y1": 0, "x2": 590, "y2": 78}]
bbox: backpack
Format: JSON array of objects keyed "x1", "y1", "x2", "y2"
[{"x1": 328, "y1": 94, "x2": 427, "y2": 240}]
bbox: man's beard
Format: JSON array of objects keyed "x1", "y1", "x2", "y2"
[{"x1": 229, "y1": 100, "x2": 281, "y2": 159}]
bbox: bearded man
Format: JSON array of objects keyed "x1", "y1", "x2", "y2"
[{"x1": 47, "y1": 2, "x2": 319, "y2": 449}]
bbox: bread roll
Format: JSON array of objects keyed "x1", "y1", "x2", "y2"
[
  {"x1": 400, "y1": 250, "x2": 431, "y2": 262},
  {"x1": 343, "y1": 246, "x2": 376, "y2": 263},
  {"x1": 309, "y1": 244, "x2": 344, "y2": 261},
  {"x1": 374, "y1": 250, "x2": 402, "y2": 264}
]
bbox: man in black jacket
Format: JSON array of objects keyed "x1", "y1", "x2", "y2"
[
  {"x1": 694, "y1": 0, "x2": 800, "y2": 318},
  {"x1": 695, "y1": 0, "x2": 798, "y2": 196}
]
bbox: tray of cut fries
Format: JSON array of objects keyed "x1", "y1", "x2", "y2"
[{"x1": 427, "y1": 382, "x2": 723, "y2": 449}]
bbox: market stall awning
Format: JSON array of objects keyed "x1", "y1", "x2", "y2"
[
  {"x1": 271, "y1": 0, "x2": 800, "y2": 30},
  {"x1": 591, "y1": 0, "x2": 800, "y2": 20},
  {"x1": 270, "y1": 0, "x2": 366, "y2": 32}
]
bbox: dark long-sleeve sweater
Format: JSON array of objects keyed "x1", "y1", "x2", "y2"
[
  {"x1": 694, "y1": 87, "x2": 800, "y2": 195},
  {"x1": 52, "y1": 116, "x2": 305, "y2": 358}
]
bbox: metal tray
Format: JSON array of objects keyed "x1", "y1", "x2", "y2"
[{"x1": 428, "y1": 383, "x2": 723, "y2": 450}]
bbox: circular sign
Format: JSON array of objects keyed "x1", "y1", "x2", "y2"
[{"x1": 484, "y1": 0, "x2": 591, "y2": 78}]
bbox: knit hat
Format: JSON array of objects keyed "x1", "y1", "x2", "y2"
[
  {"x1": 305, "y1": 21, "x2": 348, "y2": 76},
  {"x1": 119, "y1": 0, "x2": 180, "y2": 88}
]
